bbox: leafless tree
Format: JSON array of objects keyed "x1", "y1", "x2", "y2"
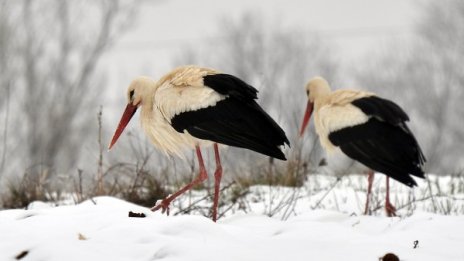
[
  {"x1": 0, "y1": 0, "x2": 139, "y2": 185},
  {"x1": 0, "y1": 0, "x2": 14, "y2": 177},
  {"x1": 355, "y1": 0, "x2": 464, "y2": 174}
]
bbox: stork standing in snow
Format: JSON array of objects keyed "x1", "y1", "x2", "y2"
[
  {"x1": 299, "y1": 77, "x2": 426, "y2": 216},
  {"x1": 109, "y1": 65, "x2": 289, "y2": 222}
]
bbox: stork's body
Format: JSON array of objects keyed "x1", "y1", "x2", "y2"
[
  {"x1": 300, "y1": 77, "x2": 426, "y2": 216},
  {"x1": 109, "y1": 66, "x2": 289, "y2": 221}
]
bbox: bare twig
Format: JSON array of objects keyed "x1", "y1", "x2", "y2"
[
  {"x1": 425, "y1": 174, "x2": 438, "y2": 212},
  {"x1": 73, "y1": 169, "x2": 84, "y2": 203},
  {"x1": 0, "y1": 81, "x2": 10, "y2": 176},
  {"x1": 174, "y1": 182, "x2": 236, "y2": 216},
  {"x1": 96, "y1": 106, "x2": 104, "y2": 195},
  {"x1": 311, "y1": 177, "x2": 342, "y2": 209}
]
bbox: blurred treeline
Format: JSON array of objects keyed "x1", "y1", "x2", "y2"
[{"x1": 0, "y1": 0, "x2": 463, "y2": 208}]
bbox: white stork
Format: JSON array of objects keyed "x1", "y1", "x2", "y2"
[
  {"x1": 109, "y1": 65, "x2": 289, "y2": 222},
  {"x1": 299, "y1": 77, "x2": 426, "y2": 216}
]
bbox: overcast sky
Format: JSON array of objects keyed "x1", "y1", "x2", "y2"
[{"x1": 102, "y1": 0, "x2": 422, "y2": 108}]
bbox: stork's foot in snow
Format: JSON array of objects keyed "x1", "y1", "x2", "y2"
[
  {"x1": 151, "y1": 199, "x2": 171, "y2": 215},
  {"x1": 385, "y1": 201, "x2": 397, "y2": 217}
]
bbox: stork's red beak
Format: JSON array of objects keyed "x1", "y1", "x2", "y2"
[
  {"x1": 299, "y1": 101, "x2": 314, "y2": 137},
  {"x1": 108, "y1": 103, "x2": 138, "y2": 150}
]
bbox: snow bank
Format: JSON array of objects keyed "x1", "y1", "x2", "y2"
[{"x1": 1, "y1": 196, "x2": 463, "y2": 261}]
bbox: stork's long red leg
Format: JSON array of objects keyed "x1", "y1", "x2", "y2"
[
  {"x1": 211, "y1": 143, "x2": 222, "y2": 222},
  {"x1": 385, "y1": 176, "x2": 397, "y2": 217},
  {"x1": 151, "y1": 145, "x2": 208, "y2": 214},
  {"x1": 364, "y1": 170, "x2": 374, "y2": 215}
]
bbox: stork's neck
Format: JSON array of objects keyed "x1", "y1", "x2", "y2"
[
  {"x1": 314, "y1": 92, "x2": 331, "y2": 112},
  {"x1": 139, "y1": 82, "x2": 157, "y2": 119},
  {"x1": 141, "y1": 94, "x2": 154, "y2": 114}
]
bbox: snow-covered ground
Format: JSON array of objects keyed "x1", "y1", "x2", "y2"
[{"x1": 1, "y1": 175, "x2": 464, "y2": 261}]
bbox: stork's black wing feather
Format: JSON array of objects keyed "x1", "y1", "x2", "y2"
[
  {"x1": 171, "y1": 74, "x2": 289, "y2": 160},
  {"x1": 329, "y1": 96, "x2": 426, "y2": 187},
  {"x1": 351, "y1": 96, "x2": 409, "y2": 124},
  {"x1": 203, "y1": 73, "x2": 258, "y2": 100}
]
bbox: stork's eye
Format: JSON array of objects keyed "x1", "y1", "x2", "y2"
[
  {"x1": 129, "y1": 90, "x2": 135, "y2": 101},
  {"x1": 306, "y1": 90, "x2": 310, "y2": 96}
]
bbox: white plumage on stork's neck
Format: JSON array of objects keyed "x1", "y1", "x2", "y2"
[
  {"x1": 109, "y1": 65, "x2": 289, "y2": 222},
  {"x1": 299, "y1": 77, "x2": 426, "y2": 216}
]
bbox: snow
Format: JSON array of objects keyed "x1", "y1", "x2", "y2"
[
  {"x1": 1, "y1": 185, "x2": 464, "y2": 261},
  {"x1": 165, "y1": 174, "x2": 464, "y2": 218}
]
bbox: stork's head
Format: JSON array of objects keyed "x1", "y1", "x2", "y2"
[
  {"x1": 299, "y1": 76, "x2": 331, "y2": 137},
  {"x1": 108, "y1": 77, "x2": 155, "y2": 150},
  {"x1": 126, "y1": 76, "x2": 155, "y2": 106}
]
